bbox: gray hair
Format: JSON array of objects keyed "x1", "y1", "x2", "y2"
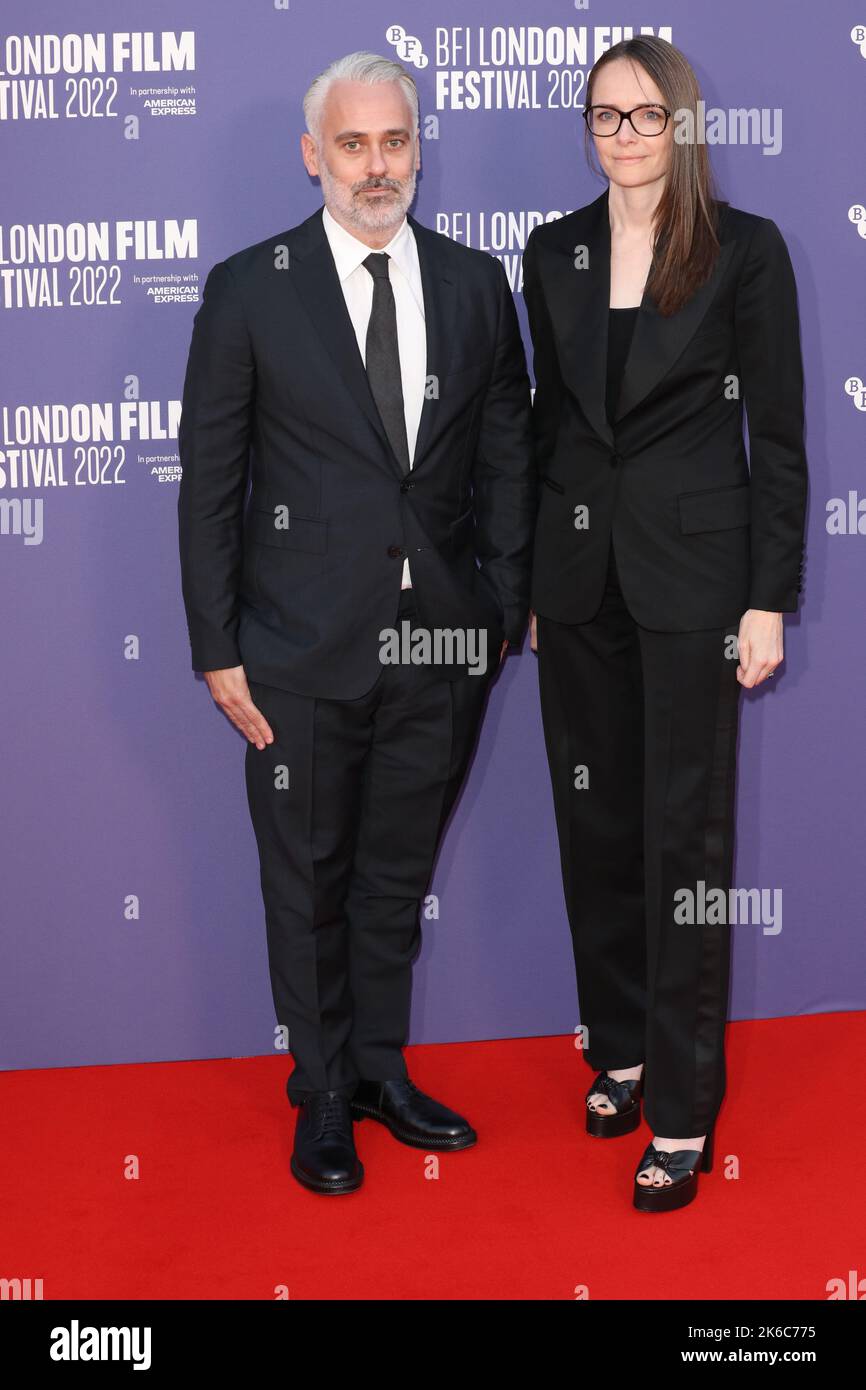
[{"x1": 303, "y1": 51, "x2": 419, "y2": 143}]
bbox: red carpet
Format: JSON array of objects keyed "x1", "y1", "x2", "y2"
[{"x1": 3, "y1": 1014, "x2": 862, "y2": 1301}]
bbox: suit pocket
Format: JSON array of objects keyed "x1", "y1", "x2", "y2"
[
  {"x1": 443, "y1": 358, "x2": 489, "y2": 381},
  {"x1": 678, "y1": 483, "x2": 750, "y2": 535},
  {"x1": 541, "y1": 474, "x2": 565, "y2": 495},
  {"x1": 691, "y1": 319, "x2": 731, "y2": 345},
  {"x1": 246, "y1": 508, "x2": 328, "y2": 554}
]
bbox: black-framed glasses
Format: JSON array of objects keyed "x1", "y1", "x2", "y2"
[{"x1": 583, "y1": 104, "x2": 671, "y2": 136}]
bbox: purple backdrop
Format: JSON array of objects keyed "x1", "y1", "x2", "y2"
[{"x1": 2, "y1": 1, "x2": 864, "y2": 1072}]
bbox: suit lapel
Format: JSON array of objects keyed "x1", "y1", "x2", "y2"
[
  {"x1": 542, "y1": 189, "x2": 614, "y2": 446},
  {"x1": 407, "y1": 213, "x2": 457, "y2": 469},
  {"x1": 286, "y1": 206, "x2": 400, "y2": 475},
  {"x1": 540, "y1": 186, "x2": 735, "y2": 444},
  {"x1": 615, "y1": 211, "x2": 736, "y2": 422},
  {"x1": 286, "y1": 207, "x2": 458, "y2": 476}
]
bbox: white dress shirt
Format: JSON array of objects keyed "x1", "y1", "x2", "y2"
[{"x1": 321, "y1": 203, "x2": 426, "y2": 589}]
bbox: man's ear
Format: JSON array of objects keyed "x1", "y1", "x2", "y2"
[{"x1": 301, "y1": 131, "x2": 318, "y2": 177}]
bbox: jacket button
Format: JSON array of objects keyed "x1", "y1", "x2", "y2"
[
  {"x1": 400, "y1": 478, "x2": 415, "y2": 492},
  {"x1": 387, "y1": 545, "x2": 406, "y2": 559}
]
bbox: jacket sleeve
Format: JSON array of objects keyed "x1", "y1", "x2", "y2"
[
  {"x1": 177, "y1": 259, "x2": 255, "y2": 671},
  {"x1": 521, "y1": 227, "x2": 566, "y2": 474},
  {"x1": 471, "y1": 255, "x2": 537, "y2": 644},
  {"x1": 734, "y1": 217, "x2": 808, "y2": 612}
]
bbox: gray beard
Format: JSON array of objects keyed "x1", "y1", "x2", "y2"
[{"x1": 318, "y1": 161, "x2": 417, "y2": 236}]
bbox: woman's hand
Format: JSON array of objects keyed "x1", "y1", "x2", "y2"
[{"x1": 736, "y1": 610, "x2": 783, "y2": 687}]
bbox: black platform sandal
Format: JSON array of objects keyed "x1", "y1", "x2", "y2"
[
  {"x1": 585, "y1": 1069, "x2": 644, "y2": 1138},
  {"x1": 632, "y1": 1125, "x2": 714, "y2": 1212}
]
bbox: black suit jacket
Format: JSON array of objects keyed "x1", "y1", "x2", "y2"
[
  {"x1": 523, "y1": 186, "x2": 808, "y2": 629},
  {"x1": 177, "y1": 206, "x2": 535, "y2": 696}
]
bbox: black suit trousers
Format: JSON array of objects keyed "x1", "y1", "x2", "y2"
[
  {"x1": 536, "y1": 538, "x2": 741, "y2": 1136},
  {"x1": 244, "y1": 592, "x2": 495, "y2": 1104}
]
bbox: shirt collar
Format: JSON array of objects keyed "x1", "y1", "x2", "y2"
[{"x1": 322, "y1": 203, "x2": 419, "y2": 298}]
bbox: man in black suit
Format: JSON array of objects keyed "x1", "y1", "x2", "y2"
[{"x1": 177, "y1": 51, "x2": 535, "y2": 1194}]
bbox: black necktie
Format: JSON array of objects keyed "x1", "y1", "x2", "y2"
[{"x1": 362, "y1": 252, "x2": 410, "y2": 474}]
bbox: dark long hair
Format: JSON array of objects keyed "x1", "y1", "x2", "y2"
[{"x1": 585, "y1": 36, "x2": 727, "y2": 316}]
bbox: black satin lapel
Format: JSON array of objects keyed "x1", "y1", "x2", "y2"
[
  {"x1": 410, "y1": 216, "x2": 456, "y2": 468},
  {"x1": 541, "y1": 190, "x2": 614, "y2": 449},
  {"x1": 614, "y1": 239, "x2": 736, "y2": 421},
  {"x1": 287, "y1": 213, "x2": 397, "y2": 468}
]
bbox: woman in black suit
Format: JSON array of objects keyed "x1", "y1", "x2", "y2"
[{"x1": 523, "y1": 35, "x2": 807, "y2": 1211}]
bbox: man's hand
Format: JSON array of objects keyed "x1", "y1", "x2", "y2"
[
  {"x1": 529, "y1": 611, "x2": 537, "y2": 653},
  {"x1": 204, "y1": 665, "x2": 274, "y2": 749},
  {"x1": 736, "y1": 610, "x2": 783, "y2": 688},
  {"x1": 500, "y1": 639, "x2": 508, "y2": 664}
]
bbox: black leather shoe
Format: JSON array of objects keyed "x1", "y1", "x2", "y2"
[
  {"x1": 585, "y1": 1069, "x2": 644, "y2": 1137},
  {"x1": 351, "y1": 1078, "x2": 477, "y2": 1150},
  {"x1": 290, "y1": 1091, "x2": 364, "y2": 1194},
  {"x1": 632, "y1": 1126, "x2": 714, "y2": 1213}
]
